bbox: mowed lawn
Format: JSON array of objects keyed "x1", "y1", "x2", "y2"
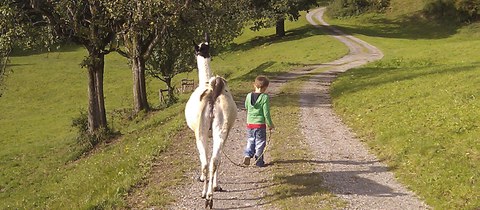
[
  {"x1": 0, "y1": 12, "x2": 348, "y2": 209},
  {"x1": 327, "y1": 2, "x2": 480, "y2": 209}
]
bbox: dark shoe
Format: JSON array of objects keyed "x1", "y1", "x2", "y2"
[
  {"x1": 243, "y1": 156, "x2": 251, "y2": 165},
  {"x1": 255, "y1": 163, "x2": 266, "y2": 167}
]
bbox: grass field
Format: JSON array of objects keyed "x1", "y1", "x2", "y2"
[
  {"x1": 327, "y1": 1, "x2": 480, "y2": 209},
  {"x1": 0, "y1": 11, "x2": 347, "y2": 208},
  {"x1": 6, "y1": 1, "x2": 479, "y2": 208}
]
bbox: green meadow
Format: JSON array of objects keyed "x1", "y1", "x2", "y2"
[
  {"x1": 3, "y1": 0, "x2": 479, "y2": 208},
  {"x1": 0, "y1": 12, "x2": 347, "y2": 208},
  {"x1": 328, "y1": 1, "x2": 480, "y2": 209}
]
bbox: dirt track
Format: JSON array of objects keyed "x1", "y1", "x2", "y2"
[{"x1": 135, "y1": 7, "x2": 431, "y2": 210}]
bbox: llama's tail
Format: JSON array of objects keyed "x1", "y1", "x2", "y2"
[{"x1": 207, "y1": 76, "x2": 225, "y2": 118}]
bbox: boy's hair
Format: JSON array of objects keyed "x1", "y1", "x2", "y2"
[{"x1": 254, "y1": 76, "x2": 269, "y2": 89}]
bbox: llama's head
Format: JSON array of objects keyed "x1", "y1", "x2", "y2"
[{"x1": 194, "y1": 33, "x2": 211, "y2": 58}]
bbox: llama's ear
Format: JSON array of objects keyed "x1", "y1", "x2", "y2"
[{"x1": 205, "y1": 33, "x2": 210, "y2": 44}]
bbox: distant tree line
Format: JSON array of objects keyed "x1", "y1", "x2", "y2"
[{"x1": 0, "y1": 0, "x2": 315, "y2": 142}]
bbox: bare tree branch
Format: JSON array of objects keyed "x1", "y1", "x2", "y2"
[{"x1": 142, "y1": 25, "x2": 167, "y2": 60}]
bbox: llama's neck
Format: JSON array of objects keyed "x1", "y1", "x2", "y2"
[{"x1": 197, "y1": 56, "x2": 212, "y2": 87}]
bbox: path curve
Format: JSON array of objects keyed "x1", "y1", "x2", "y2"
[
  {"x1": 165, "y1": 7, "x2": 430, "y2": 210},
  {"x1": 300, "y1": 8, "x2": 430, "y2": 209}
]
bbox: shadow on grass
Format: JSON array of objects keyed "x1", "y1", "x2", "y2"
[
  {"x1": 228, "y1": 24, "x2": 327, "y2": 53},
  {"x1": 328, "y1": 13, "x2": 461, "y2": 40},
  {"x1": 10, "y1": 44, "x2": 83, "y2": 57},
  {"x1": 5, "y1": 63, "x2": 34, "y2": 67},
  {"x1": 332, "y1": 64, "x2": 479, "y2": 97}
]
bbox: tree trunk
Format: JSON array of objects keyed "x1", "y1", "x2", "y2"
[
  {"x1": 131, "y1": 34, "x2": 150, "y2": 114},
  {"x1": 95, "y1": 53, "x2": 107, "y2": 127},
  {"x1": 0, "y1": 55, "x2": 8, "y2": 97},
  {"x1": 86, "y1": 48, "x2": 108, "y2": 134},
  {"x1": 166, "y1": 77, "x2": 176, "y2": 104},
  {"x1": 132, "y1": 55, "x2": 149, "y2": 113},
  {"x1": 87, "y1": 67, "x2": 99, "y2": 133},
  {"x1": 276, "y1": 18, "x2": 285, "y2": 37}
]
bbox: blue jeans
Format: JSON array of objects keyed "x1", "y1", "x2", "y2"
[{"x1": 244, "y1": 128, "x2": 267, "y2": 167}]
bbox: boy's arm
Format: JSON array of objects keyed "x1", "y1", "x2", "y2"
[
  {"x1": 263, "y1": 95, "x2": 274, "y2": 128},
  {"x1": 244, "y1": 94, "x2": 249, "y2": 111}
]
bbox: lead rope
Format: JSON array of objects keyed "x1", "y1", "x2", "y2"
[{"x1": 222, "y1": 129, "x2": 271, "y2": 168}]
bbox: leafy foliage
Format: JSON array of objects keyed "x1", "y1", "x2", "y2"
[
  {"x1": 0, "y1": 1, "x2": 55, "y2": 53},
  {"x1": 455, "y1": 0, "x2": 480, "y2": 21},
  {"x1": 326, "y1": 0, "x2": 390, "y2": 18},
  {"x1": 249, "y1": 0, "x2": 318, "y2": 31},
  {"x1": 423, "y1": 0, "x2": 480, "y2": 22},
  {"x1": 145, "y1": 0, "x2": 250, "y2": 105},
  {"x1": 0, "y1": 0, "x2": 55, "y2": 96},
  {"x1": 146, "y1": 29, "x2": 191, "y2": 105}
]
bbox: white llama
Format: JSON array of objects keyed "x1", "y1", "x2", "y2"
[{"x1": 184, "y1": 34, "x2": 237, "y2": 208}]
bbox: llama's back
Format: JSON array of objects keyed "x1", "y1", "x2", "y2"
[{"x1": 185, "y1": 86, "x2": 209, "y2": 131}]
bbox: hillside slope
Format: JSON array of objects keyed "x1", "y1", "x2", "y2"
[{"x1": 328, "y1": 0, "x2": 480, "y2": 209}]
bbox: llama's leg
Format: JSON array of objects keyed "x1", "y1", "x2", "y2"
[
  {"x1": 206, "y1": 144, "x2": 221, "y2": 200},
  {"x1": 195, "y1": 125, "x2": 210, "y2": 198},
  {"x1": 195, "y1": 136, "x2": 209, "y2": 198},
  {"x1": 206, "y1": 124, "x2": 227, "y2": 200},
  {"x1": 213, "y1": 156, "x2": 222, "y2": 191},
  {"x1": 195, "y1": 134, "x2": 208, "y2": 182}
]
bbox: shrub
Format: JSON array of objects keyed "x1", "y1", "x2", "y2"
[
  {"x1": 423, "y1": 0, "x2": 480, "y2": 22},
  {"x1": 454, "y1": 0, "x2": 480, "y2": 21},
  {"x1": 326, "y1": 0, "x2": 390, "y2": 18},
  {"x1": 70, "y1": 111, "x2": 117, "y2": 159},
  {"x1": 423, "y1": 0, "x2": 459, "y2": 20}
]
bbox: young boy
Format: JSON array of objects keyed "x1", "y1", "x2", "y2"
[{"x1": 243, "y1": 75, "x2": 274, "y2": 167}]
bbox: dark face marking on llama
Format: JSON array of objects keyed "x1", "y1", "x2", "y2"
[
  {"x1": 194, "y1": 33, "x2": 211, "y2": 58},
  {"x1": 194, "y1": 42, "x2": 211, "y2": 58}
]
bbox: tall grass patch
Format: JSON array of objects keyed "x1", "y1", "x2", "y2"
[{"x1": 328, "y1": 1, "x2": 480, "y2": 208}]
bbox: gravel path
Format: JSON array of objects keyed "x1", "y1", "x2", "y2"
[
  {"x1": 299, "y1": 8, "x2": 430, "y2": 210},
  {"x1": 163, "y1": 7, "x2": 430, "y2": 210},
  {"x1": 165, "y1": 108, "x2": 276, "y2": 210}
]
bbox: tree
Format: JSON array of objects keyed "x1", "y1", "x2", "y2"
[
  {"x1": 146, "y1": 29, "x2": 192, "y2": 105},
  {"x1": 19, "y1": 0, "x2": 119, "y2": 134},
  {"x1": 142, "y1": 0, "x2": 248, "y2": 104},
  {"x1": 112, "y1": 0, "x2": 191, "y2": 114},
  {"x1": 250, "y1": 0, "x2": 318, "y2": 37},
  {"x1": 0, "y1": 0, "x2": 54, "y2": 97},
  {"x1": 144, "y1": 0, "x2": 250, "y2": 105}
]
